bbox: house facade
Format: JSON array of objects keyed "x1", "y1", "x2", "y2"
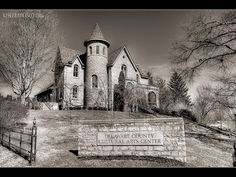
[{"x1": 36, "y1": 24, "x2": 159, "y2": 111}]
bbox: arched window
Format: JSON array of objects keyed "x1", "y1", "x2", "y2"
[
  {"x1": 96, "y1": 46, "x2": 99, "y2": 54},
  {"x1": 136, "y1": 74, "x2": 140, "y2": 84},
  {"x1": 73, "y1": 64, "x2": 78, "y2": 77},
  {"x1": 103, "y1": 47, "x2": 106, "y2": 55},
  {"x1": 148, "y1": 92, "x2": 156, "y2": 106},
  {"x1": 121, "y1": 64, "x2": 127, "y2": 78},
  {"x1": 72, "y1": 85, "x2": 78, "y2": 98},
  {"x1": 89, "y1": 46, "x2": 92, "y2": 55},
  {"x1": 92, "y1": 75, "x2": 98, "y2": 88}
]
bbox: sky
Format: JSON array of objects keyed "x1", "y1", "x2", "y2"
[{"x1": 0, "y1": 10, "x2": 213, "y2": 100}]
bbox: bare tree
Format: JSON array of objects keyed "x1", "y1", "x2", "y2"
[
  {"x1": 194, "y1": 85, "x2": 218, "y2": 123},
  {"x1": 0, "y1": 10, "x2": 61, "y2": 104},
  {"x1": 170, "y1": 11, "x2": 236, "y2": 81},
  {"x1": 213, "y1": 73, "x2": 236, "y2": 109},
  {"x1": 63, "y1": 83, "x2": 84, "y2": 110}
]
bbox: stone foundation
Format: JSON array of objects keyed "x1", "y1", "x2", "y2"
[{"x1": 78, "y1": 117, "x2": 187, "y2": 162}]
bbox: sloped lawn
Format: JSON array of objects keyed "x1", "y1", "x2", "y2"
[{"x1": 0, "y1": 110, "x2": 234, "y2": 167}]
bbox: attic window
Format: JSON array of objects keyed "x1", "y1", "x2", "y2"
[
  {"x1": 121, "y1": 64, "x2": 127, "y2": 78},
  {"x1": 73, "y1": 64, "x2": 79, "y2": 77}
]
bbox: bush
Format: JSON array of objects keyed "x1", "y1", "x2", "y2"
[
  {"x1": 152, "y1": 107, "x2": 172, "y2": 116},
  {"x1": 0, "y1": 100, "x2": 28, "y2": 127},
  {"x1": 139, "y1": 107, "x2": 152, "y2": 114},
  {"x1": 178, "y1": 109, "x2": 197, "y2": 122},
  {"x1": 69, "y1": 106, "x2": 83, "y2": 110},
  {"x1": 171, "y1": 111, "x2": 178, "y2": 117},
  {"x1": 87, "y1": 107, "x2": 107, "y2": 111}
]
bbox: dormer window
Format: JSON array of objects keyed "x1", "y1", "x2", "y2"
[
  {"x1": 73, "y1": 64, "x2": 78, "y2": 77},
  {"x1": 96, "y1": 46, "x2": 99, "y2": 54}
]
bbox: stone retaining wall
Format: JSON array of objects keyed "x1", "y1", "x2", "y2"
[{"x1": 78, "y1": 118, "x2": 186, "y2": 162}]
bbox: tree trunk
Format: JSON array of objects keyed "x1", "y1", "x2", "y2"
[{"x1": 21, "y1": 92, "x2": 26, "y2": 105}]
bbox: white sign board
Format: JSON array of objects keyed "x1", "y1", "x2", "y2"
[{"x1": 97, "y1": 131, "x2": 164, "y2": 146}]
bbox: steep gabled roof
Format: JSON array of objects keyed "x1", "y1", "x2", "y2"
[
  {"x1": 108, "y1": 46, "x2": 149, "y2": 79},
  {"x1": 108, "y1": 46, "x2": 124, "y2": 66},
  {"x1": 136, "y1": 64, "x2": 149, "y2": 79}
]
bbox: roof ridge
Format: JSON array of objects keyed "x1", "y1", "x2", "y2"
[{"x1": 109, "y1": 45, "x2": 124, "y2": 55}]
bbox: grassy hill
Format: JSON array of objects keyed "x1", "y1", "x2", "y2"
[{"x1": 0, "y1": 110, "x2": 234, "y2": 167}]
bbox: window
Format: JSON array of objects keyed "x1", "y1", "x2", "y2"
[
  {"x1": 121, "y1": 64, "x2": 127, "y2": 78},
  {"x1": 136, "y1": 74, "x2": 140, "y2": 84},
  {"x1": 96, "y1": 46, "x2": 99, "y2": 54},
  {"x1": 73, "y1": 64, "x2": 79, "y2": 77},
  {"x1": 89, "y1": 46, "x2": 92, "y2": 55},
  {"x1": 103, "y1": 47, "x2": 106, "y2": 55},
  {"x1": 148, "y1": 92, "x2": 156, "y2": 107},
  {"x1": 92, "y1": 75, "x2": 98, "y2": 88},
  {"x1": 72, "y1": 85, "x2": 78, "y2": 98}
]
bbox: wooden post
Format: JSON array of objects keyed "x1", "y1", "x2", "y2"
[
  {"x1": 29, "y1": 118, "x2": 37, "y2": 164},
  {"x1": 30, "y1": 130, "x2": 33, "y2": 164},
  {"x1": 33, "y1": 118, "x2": 37, "y2": 162}
]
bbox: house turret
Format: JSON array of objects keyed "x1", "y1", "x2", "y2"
[{"x1": 84, "y1": 23, "x2": 110, "y2": 108}]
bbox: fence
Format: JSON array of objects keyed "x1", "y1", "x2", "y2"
[{"x1": 0, "y1": 119, "x2": 37, "y2": 164}]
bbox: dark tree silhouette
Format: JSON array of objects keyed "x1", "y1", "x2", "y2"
[
  {"x1": 168, "y1": 72, "x2": 191, "y2": 106},
  {"x1": 113, "y1": 71, "x2": 125, "y2": 111}
]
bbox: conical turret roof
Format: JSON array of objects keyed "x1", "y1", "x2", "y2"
[{"x1": 84, "y1": 23, "x2": 110, "y2": 47}]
